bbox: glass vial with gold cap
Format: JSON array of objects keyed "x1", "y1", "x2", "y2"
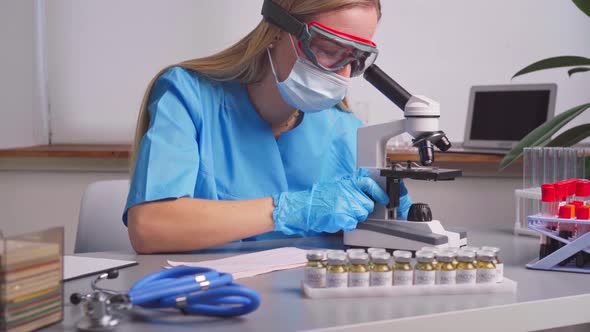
[
  {"x1": 348, "y1": 252, "x2": 370, "y2": 287},
  {"x1": 414, "y1": 250, "x2": 436, "y2": 285},
  {"x1": 393, "y1": 250, "x2": 413, "y2": 286},
  {"x1": 476, "y1": 250, "x2": 497, "y2": 284},
  {"x1": 436, "y1": 250, "x2": 456, "y2": 285},
  {"x1": 326, "y1": 252, "x2": 348, "y2": 288},
  {"x1": 481, "y1": 246, "x2": 503, "y2": 282},
  {"x1": 421, "y1": 247, "x2": 440, "y2": 281},
  {"x1": 367, "y1": 247, "x2": 386, "y2": 269},
  {"x1": 456, "y1": 250, "x2": 477, "y2": 284},
  {"x1": 462, "y1": 247, "x2": 479, "y2": 265},
  {"x1": 370, "y1": 252, "x2": 392, "y2": 287},
  {"x1": 447, "y1": 248, "x2": 459, "y2": 268},
  {"x1": 304, "y1": 250, "x2": 326, "y2": 288}
]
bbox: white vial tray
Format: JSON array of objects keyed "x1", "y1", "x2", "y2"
[{"x1": 302, "y1": 278, "x2": 517, "y2": 299}]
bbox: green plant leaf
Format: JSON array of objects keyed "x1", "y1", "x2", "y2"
[
  {"x1": 568, "y1": 67, "x2": 590, "y2": 76},
  {"x1": 573, "y1": 0, "x2": 590, "y2": 17},
  {"x1": 512, "y1": 56, "x2": 590, "y2": 78},
  {"x1": 499, "y1": 102, "x2": 590, "y2": 170},
  {"x1": 546, "y1": 124, "x2": 590, "y2": 146}
]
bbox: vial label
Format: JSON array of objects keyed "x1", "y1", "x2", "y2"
[
  {"x1": 477, "y1": 268, "x2": 497, "y2": 284},
  {"x1": 414, "y1": 270, "x2": 435, "y2": 285},
  {"x1": 326, "y1": 272, "x2": 348, "y2": 288},
  {"x1": 393, "y1": 270, "x2": 413, "y2": 286},
  {"x1": 304, "y1": 268, "x2": 326, "y2": 288},
  {"x1": 456, "y1": 269, "x2": 476, "y2": 284},
  {"x1": 437, "y1": 270, "x2": 456, "y2": 285},
  {"x1": 370, "y1": 271, "x2": 392, "y2": 287},
  {"x1": 349, "y1": 272, "x2": 370, "y2": 287},
  {"x1": 496, "y1": 263, "x2": 504, "y2": 282}
]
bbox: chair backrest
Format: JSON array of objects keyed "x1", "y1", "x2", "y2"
[{"x1": 75, "y1": 179, "x2": 134, "y2": 253}]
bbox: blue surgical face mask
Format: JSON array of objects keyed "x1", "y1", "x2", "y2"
[{"x1": 267, "y1": 36, "x2": 350, "y2": 113}]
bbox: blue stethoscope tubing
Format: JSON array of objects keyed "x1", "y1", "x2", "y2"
[{"x1": 127, "y1": 266, "x2": 261, "y2": 317}]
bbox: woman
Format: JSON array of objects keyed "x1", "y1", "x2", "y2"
[{"x1": 124, "y1": 0, "x2": 412, "y2": 253}]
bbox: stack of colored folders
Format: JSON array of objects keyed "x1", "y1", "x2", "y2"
[{"x1": 1, "y1": 237, "x2": 63, "y2": 332}]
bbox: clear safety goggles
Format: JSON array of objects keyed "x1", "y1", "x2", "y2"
[
  {"x1": 261, "y1": 0, "x2": 379, "y2": 77},
  {"x1": 299, "y1": 22, "x2": 378, "y2": 77}
]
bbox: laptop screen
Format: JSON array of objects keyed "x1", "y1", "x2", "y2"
[
  {"x1": 464, "y1": 84, "x2": 557, "y2": 148},
  {"x1": 470, "y1": 90, "x2": 551, "y2": 140}
]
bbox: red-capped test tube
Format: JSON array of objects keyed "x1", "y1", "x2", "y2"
[
  {"x1": 576, "y1": 180, "x2": 590, "y2": 204},
  {"x1": 566, "y1": 179, "x2": 578, "y2": 203},
  {"x1": 575, "y1": 206, "x2": 590, "y2": 268},
  {"x1": 539, "y1": 184, "x2": 557, "y2": 259},
  {"x1": 554, "y1": 181, "x2": 568, "y2": 206},
  {"x1": 541, "y1": 184, "x2": 558, "y2": 217}
]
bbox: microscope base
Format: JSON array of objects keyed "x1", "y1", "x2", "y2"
[{"x1": 343, "y1": 219, "x2": 467, "y2": 251}]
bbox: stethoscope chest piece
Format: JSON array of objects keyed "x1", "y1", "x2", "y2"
[{"x1": 76, "y1": 291, "x2": 120, "y2": 332}]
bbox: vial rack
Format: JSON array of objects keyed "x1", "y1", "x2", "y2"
[
  {"x1": 302, "y1": 278, "x2": 517, "y2": 299},
  {"x1": 526, "y1": 214, "x2": 590, "y2": 274}
]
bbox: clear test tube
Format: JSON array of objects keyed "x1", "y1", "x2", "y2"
[
  {"x1": 524, "y1": 147, "x2": 543, "y2": 219},
  {"x1": 529, "y1": 147, "x2": 543, "y2": 187},
  {"x1": 554, "y1": 148, "x2": 567, "y2": 182},
  {"x1": 575, "y1": 148, "x2": 587, "y2": 179},
  {"x1": 523, "y1": 148, "x2": 535, "y2": 189},
  {"x1": 543, "y1": 148, "x2": 557, "y2": 184},
  {"x1": 564, "y1": 148, "x2": 578, "y2": 180}
]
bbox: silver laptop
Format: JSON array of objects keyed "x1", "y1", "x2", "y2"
[{"x1": 451, "y1": 83, "x2": 557, "y2": 154}]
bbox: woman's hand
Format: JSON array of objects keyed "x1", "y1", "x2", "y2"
[{"x1": 272, "y1": 169, "x2": 389, "y2": 235}]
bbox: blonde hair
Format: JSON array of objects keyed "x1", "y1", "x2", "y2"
[{"x1": 130, "y1": 0, "x2": 381, "y2": 175}]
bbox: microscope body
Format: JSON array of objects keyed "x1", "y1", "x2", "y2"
[{"x1": 344, "y1": 65, "x2": 466, "y2": 250}]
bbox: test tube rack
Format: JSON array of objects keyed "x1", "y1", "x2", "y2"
[{"x1": 526, "y1": 214, "x2": 590, "y2": 274}]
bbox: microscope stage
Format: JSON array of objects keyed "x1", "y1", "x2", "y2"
[{"x1": 380, "y1": 167, "x2": 462, "y2": 181}]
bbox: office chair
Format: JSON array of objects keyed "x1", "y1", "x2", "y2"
[{"x1": 75, "y1": 179, "x2": 134, "y2": 253}]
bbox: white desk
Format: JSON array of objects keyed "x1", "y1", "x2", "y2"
[{"x1": 44, "y1": 227, "x2": 590, "y2": 331}]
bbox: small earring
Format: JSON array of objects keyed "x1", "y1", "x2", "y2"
[{"x1": 269, "y1": 43, "x2": 274, "y2": 49}]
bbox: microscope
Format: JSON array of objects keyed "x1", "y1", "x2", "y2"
[{"x1": 343, "y1": 65, "x2": 467, "y2": 251}]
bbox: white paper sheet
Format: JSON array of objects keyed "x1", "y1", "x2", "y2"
[
  {"x1": 167, "y1": 247, "x2": 307, "y2": 279},
  {"x1": 64, "y1": 255, "x2": 137, "y2": 281}
]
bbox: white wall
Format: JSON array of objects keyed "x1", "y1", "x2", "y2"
[
  {"x1": 46, "y1": 0, "x2": 261, "y2": 144},
  {"x1": 348, "y1": 0, "x2": 590, "y2": 143},
  {"x1": 45, "y1": 0, "x2": 590, "y2": 144},
  {"x1": 0, "y1": 0, "x2": 48, "y2": 148}
]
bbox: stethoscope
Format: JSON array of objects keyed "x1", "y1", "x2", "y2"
[{"x1": 70, "y1": 266, "x2": 261, "y2": 331}]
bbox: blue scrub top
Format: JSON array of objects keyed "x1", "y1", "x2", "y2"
[{"x1": 124, "y1": 66, "x2": 410, "y2": 241}]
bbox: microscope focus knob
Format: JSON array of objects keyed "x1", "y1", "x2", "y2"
[{"x1": 407, "y1": 203, "x2": 432, "y2": 222}]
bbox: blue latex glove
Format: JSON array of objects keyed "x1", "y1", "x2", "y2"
[
  {"x1": 397, "y1": 182, "x2": 412, "y2": 220},
  {"x1": 272, "y1": 170, "x2": 390, "y2": 236}
]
